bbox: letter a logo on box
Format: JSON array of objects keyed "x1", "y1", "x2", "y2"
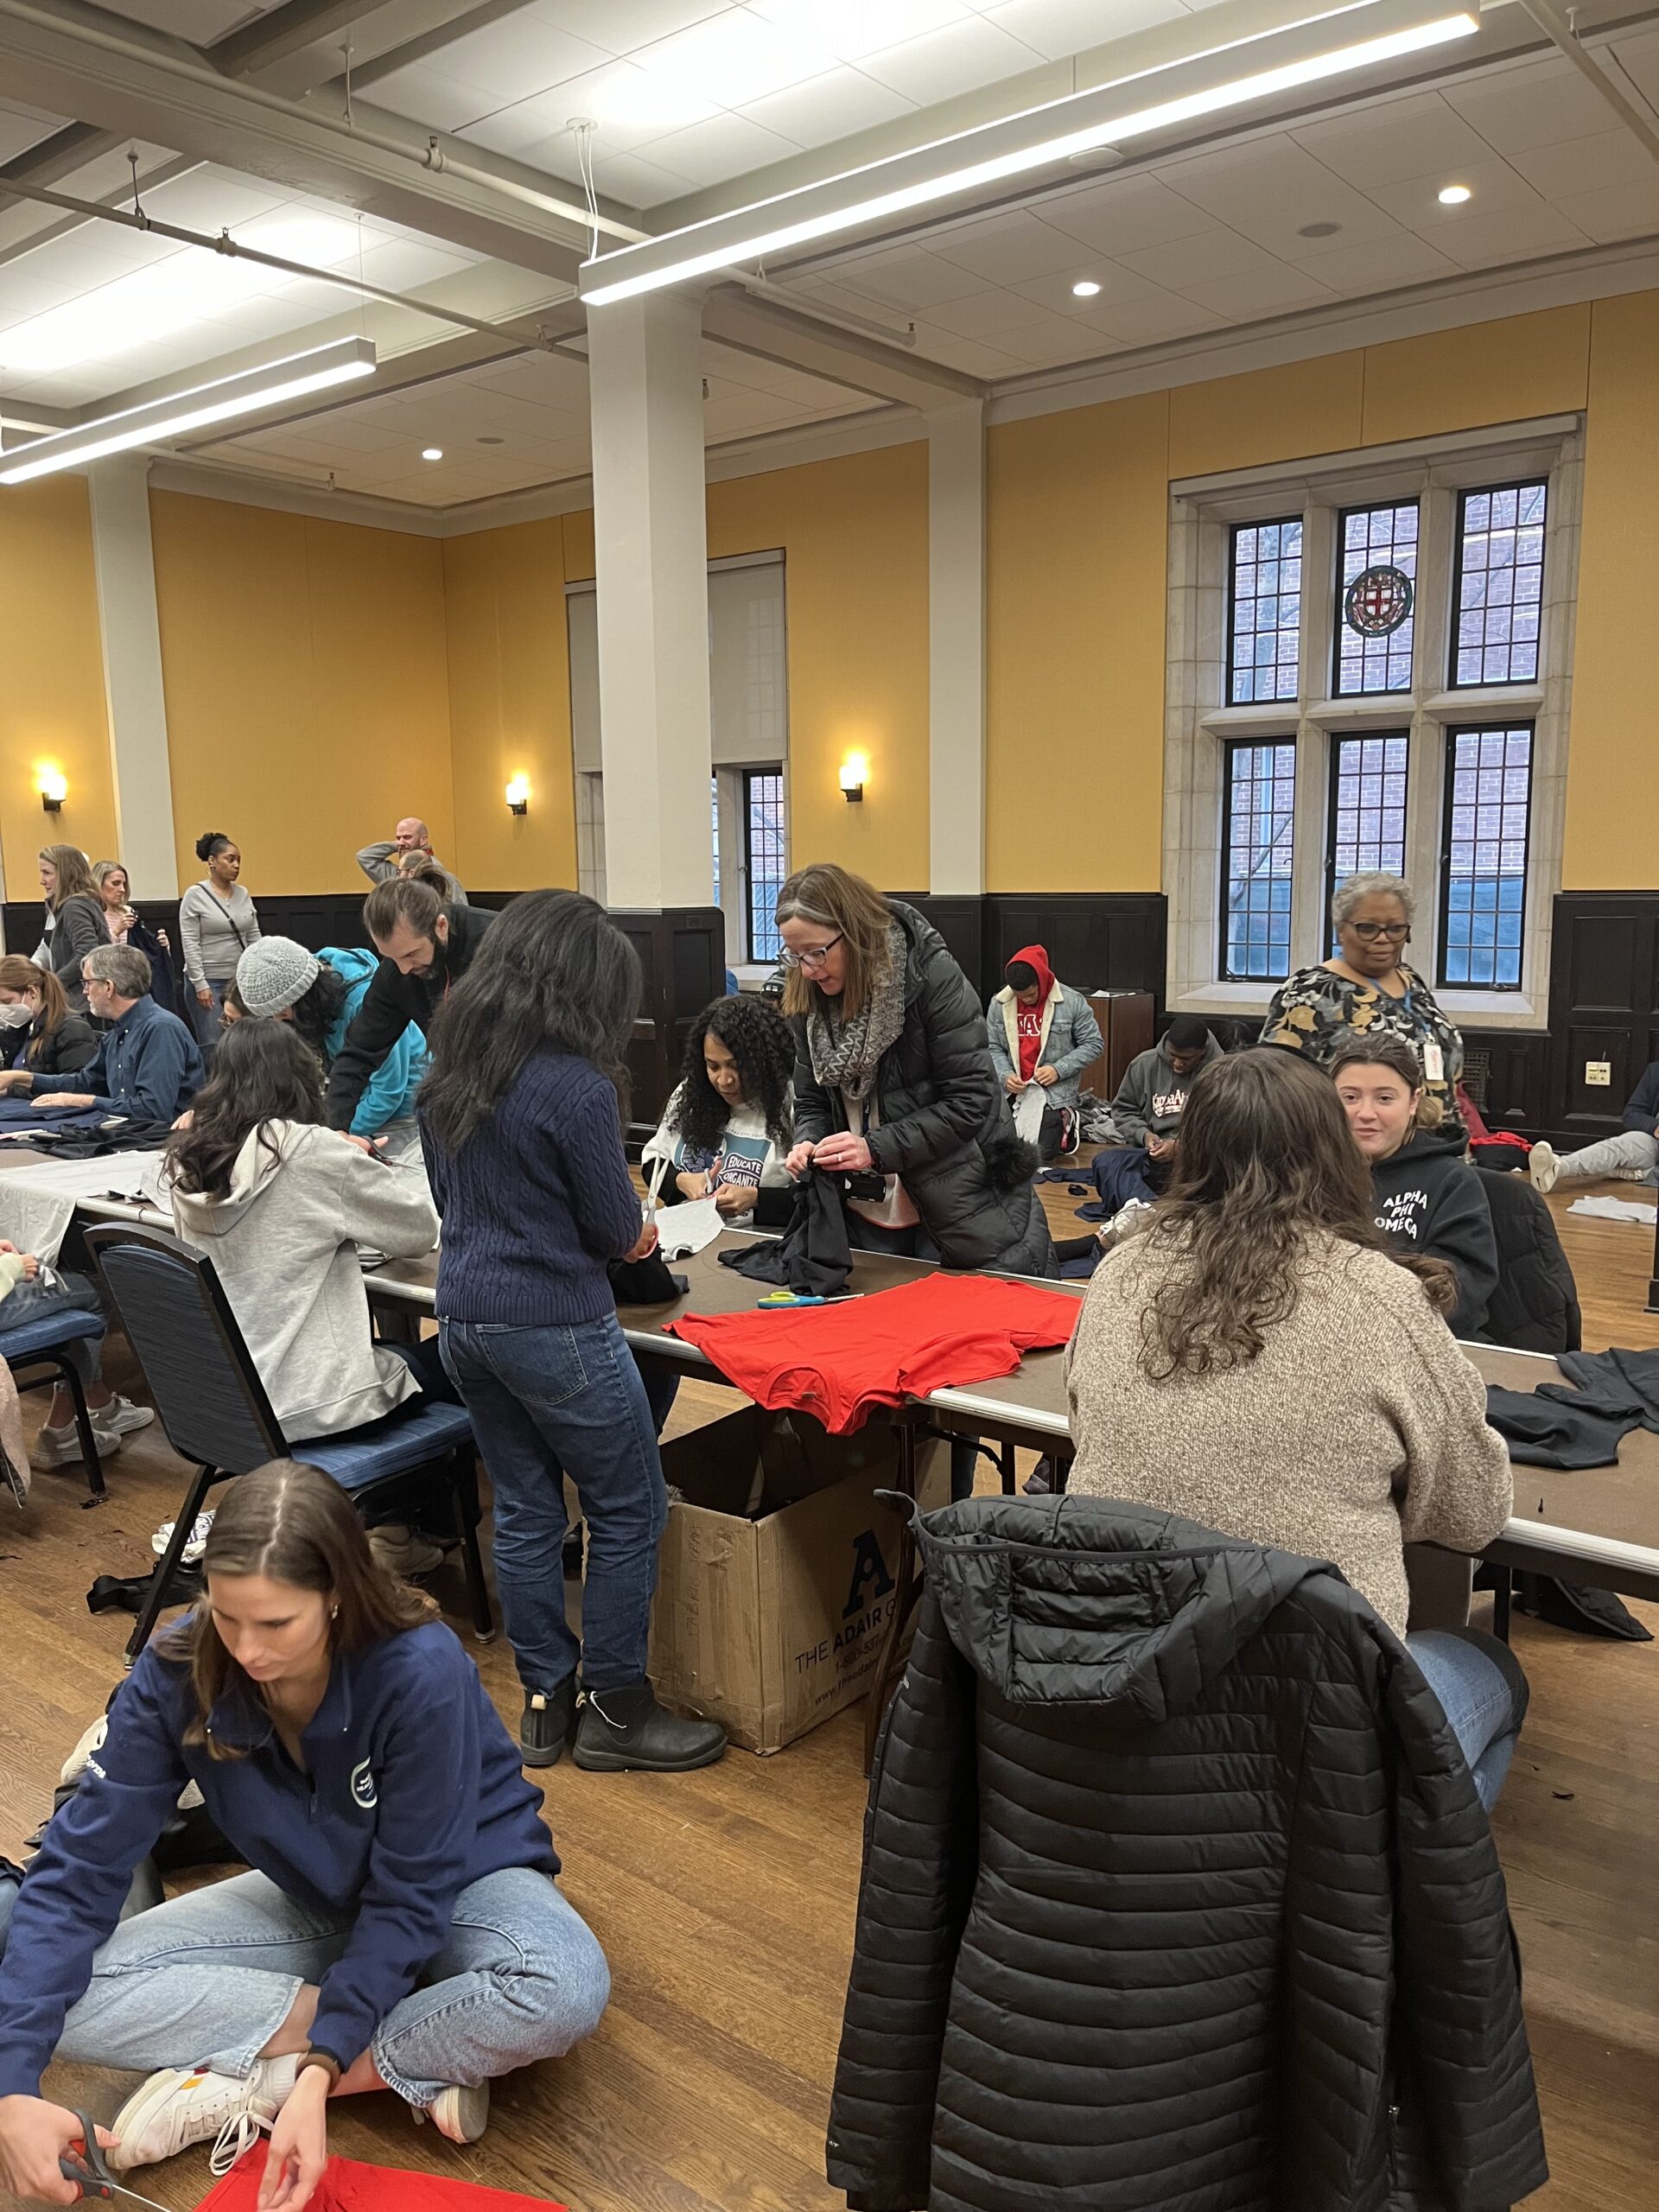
[{"x1": 843, "y1": 1529, "x2": 895, "y2": 1620}]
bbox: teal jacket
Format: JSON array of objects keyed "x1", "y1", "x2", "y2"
[{"x1": 321, "y1": 946, "x2": 427, "y2": 1137}]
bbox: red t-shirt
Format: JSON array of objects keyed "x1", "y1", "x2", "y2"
[
  {"x1": 666, "y1": 1273, "x2": 1079, "y2": 1433},
  {"x1": 201, "y1": 2147, "x2": 566, "y2": 2212}
]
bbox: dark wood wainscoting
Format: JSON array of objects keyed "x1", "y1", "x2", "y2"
[
  {"x1": 1545, "y1": 893, "x2": 1659, "y2": 1147},
  {"x1": 893, "y1": 892, "x2": 1168, "y2": 1005}
]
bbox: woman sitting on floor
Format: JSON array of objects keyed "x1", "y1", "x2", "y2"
[
  {"x1": 0, "y1": 1460, "x2": 608, "y2": 2208},
  {"x1": 160, "y1": 1020, "x2": 446, "y2": 1452},
  {"x1": 1332, "y1": 1031, "x2": 1498, "y2": 1340},
  {"x1": 641, "y1": 991, "x2": 795, "y2": 1225},
  {"x1": 1065, "y1": 1048, "x2": 1524, "y2": 1812}
]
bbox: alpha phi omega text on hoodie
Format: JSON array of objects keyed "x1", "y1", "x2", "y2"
[{"x1": 1368, "y1": 1125, "x2": 1499, "y2": 1341}]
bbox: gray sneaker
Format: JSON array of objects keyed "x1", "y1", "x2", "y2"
[
  {"x1": 95, "y1": 1395, "x2": 155, "y2": 1440},
  {"x1": 1529, "y1": 1141, "x2": 1560, "y2": 1196},
  {"x1": 34, "y1": 1418, "x2": 120, "y2": 1469}
]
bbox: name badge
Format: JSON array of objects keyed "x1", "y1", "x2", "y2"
[{"x1": 1422, "y1": 1040, "x2": 1445, "y2": 1084}]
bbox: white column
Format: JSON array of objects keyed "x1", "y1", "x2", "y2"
[
  {"x1": 87, "y1": 455, "x2": 177, "y2": 894},
  {"x1": 587, "y1": 290, "x2": 713, "y2": 911},
  {"x1": 927, "y1": 400, "x2": 987, "y2": 896}
]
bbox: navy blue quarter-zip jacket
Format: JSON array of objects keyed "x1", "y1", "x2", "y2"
[{"x1": 0, "y1": 1622, "x2": 555, "y2": 2097}]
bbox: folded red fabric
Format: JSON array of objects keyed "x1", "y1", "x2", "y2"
[
  {"x1": 199, "y1": 2143, "x2": 567, "y2": 2212},
  {"x1": 665, "y1": 1272, "x2": 1080, "y2": 1433}
]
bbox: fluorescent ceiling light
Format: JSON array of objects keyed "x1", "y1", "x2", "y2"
[
  {"x1": 0, "y1": 337, "x2": 376, "y2": 485},
  {"x1": 1071, "y1": 278, "x2": 1103, "y2": 296},
  {"x1": 582, "y1": 3, "x2": 1481, "y2": 306}
]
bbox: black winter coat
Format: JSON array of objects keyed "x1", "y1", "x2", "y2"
[
  {"x1": 791, "y1": 903, "x2": 1054, "y2": 1277},
  {"x1": 35, "y1": 893, "x2": 110, "y2": 1011},
  {"x1": 829, "y1": 1495, "x2": 1547, "y2": 2212},
  {"x1": 13, "y1": 1011, "x2": 98, "y2": 1078},
  {"x1": 1477, "y1": 1167, "x2": 1581, "y2": 1354}
]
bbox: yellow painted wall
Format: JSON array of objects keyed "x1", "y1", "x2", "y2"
[
  {"x1": 149, "y1": 492, "x2": 454, "y2": 897},
  {"x1": 0, "y1": 476, "x2": 118, "y2": 896},
  {"x1": 441, "y1": 518, "x2": 577, "y2": 893},
  {"x1": 988, "y1": 391, "x2": 1171, "y2": 894},
  {"x1": 1564, "y1": 291, "x2": 1659, "y2": 889}
]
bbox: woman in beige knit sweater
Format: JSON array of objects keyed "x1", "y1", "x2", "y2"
[{"x1": 1066, "y1": 1048, "x2": 1524, "y2": 1809}]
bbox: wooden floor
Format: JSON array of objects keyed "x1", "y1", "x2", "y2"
[{"x1": 5, "y1": 1175, "x2": 1657, "y2": 2211}]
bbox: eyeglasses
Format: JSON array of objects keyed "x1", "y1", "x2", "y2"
[
  {"x1": 779, "y1": 933, "x2": 842, "y2": 971},
  {"x1": 1346, "y1": 921, "x2": 1411, "y2": 943}
]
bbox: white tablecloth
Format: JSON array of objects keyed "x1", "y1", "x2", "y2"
[{"x1": 0, "y1": 1153, "x2": 163, "y2": 1264}]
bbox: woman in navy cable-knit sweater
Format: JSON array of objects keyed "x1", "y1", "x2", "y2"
[{"x1": 420, "y1": 891, "x2": 726, "y2": 1778}]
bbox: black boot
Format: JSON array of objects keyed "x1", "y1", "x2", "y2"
[
  {"x1": 572, "y1": 1681, "x2": 727, "y2": 1774},
  {"x1": 519, "y1": 1677, "x2": 578, "y2": 1769}
]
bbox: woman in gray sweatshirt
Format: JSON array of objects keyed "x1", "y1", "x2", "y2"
[{"x1": 178, "y1": 830, "x2": 260, "y2": 1062}]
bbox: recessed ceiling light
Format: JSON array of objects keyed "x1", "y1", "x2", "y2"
[
  {"x1": 422, "y1": 447, "x2": 443, "y2": 461},
  {"x1": 1438, "y1": 183, "x2": 1472, "y2": 204},
  {"x1": 1071, "y1": 278, "x2": 1103, "y2": 297},
  {"x1": 478, "y1": 435, "x2": 505, "y2": 445},
  {"x1": 1298, "y1": 220, "x2": 1341, "y2": 238}
]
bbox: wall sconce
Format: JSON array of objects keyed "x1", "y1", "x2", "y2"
[
  {"x1": 37, "y1": 769, "x2": 67, "y2": 814},
  {"x1": 505, "y1": 775, "x2": 530, "y2": 817},
  {"x1": 838, "y1": 753, "x2": 868, "y2": 804}
]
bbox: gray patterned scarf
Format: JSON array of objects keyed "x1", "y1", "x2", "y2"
[{"x1": 804, "y1": 921, "x2": 908, "y2": 1103}]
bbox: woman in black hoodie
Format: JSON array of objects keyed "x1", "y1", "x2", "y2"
[{"x1": 1332, "y1": 1032, "x2": 1497, "y2": 1338}]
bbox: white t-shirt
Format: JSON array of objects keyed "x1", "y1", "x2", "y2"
[{"x1": 641, "y1": 1087, "x2": 791, "y2": 1201}]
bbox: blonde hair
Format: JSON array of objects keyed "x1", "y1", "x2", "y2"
[
  {"x1": 40, "y1": 844, "x2": 96, "y2": 907},
  {"x1": 774, "y1": 864, "x2": 894, "y2": 1025}
]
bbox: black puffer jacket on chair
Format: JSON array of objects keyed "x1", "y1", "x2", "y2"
[
  {"x1": 828, "y1": 1495, "x2": 1547, "y2": 2212},
  {"x1": 790, "y1": 901, "x2": 1055, "y2": 1278}
]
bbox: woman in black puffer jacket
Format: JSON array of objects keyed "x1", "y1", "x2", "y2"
[{"x1": 777, "y1": 865, "x2": 1054, "y2": 1280}]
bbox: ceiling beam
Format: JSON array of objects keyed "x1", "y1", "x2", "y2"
[
  {"x1": 0, "y1": 0, "x2": 594, "y2": 276},
  {"x1": 702, "y1": 288, "x2": 983, "y2": 409},
  {"x1": 213, "y1": 0, "x2": 417, "y2": 76}
]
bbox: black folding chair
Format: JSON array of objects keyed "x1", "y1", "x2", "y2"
[{"x1": 84, "y1": 1224, "x2": 493, "y2": 1661}]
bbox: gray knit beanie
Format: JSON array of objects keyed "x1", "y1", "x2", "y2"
[{"x1": 237, "y1": 936, "x2": 321, "y2": 1018}]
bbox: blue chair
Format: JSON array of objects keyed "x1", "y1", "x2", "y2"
[
  {"x1": 0, "y1": 1305, "x2": 109, "y2": 1504},
  {"x1": 83, "y1": 1224, "x2": 493, "y2": 1661}
]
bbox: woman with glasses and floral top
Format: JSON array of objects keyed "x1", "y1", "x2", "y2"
[{"x1": 1260, "y1": 872, "x2": 1464, "y2": 1117}]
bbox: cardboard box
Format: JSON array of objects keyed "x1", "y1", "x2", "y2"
[{"x1": 649, "y1": 1408, "x2": 948, "y2": 1755}]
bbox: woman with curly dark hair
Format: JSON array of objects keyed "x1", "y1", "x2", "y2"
[{"x1": 641, "y1": 994, "x2": 795, "y2": 1226}]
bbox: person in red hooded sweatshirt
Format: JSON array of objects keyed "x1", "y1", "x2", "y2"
[{"x1": 985, "y1": 946, "x2": 1103, "y2": 1161}]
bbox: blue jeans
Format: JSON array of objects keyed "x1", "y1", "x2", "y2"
[
  {"x1": 1405, "y1": 1627, "x2": 1529, "y2": 1812},
  {"x1": 439, "y1": 1312, "x2": 668, "y2": 1694},
  {"x1": 188, "y1": 979, "x2": 229, "y2": 1065},
  {"x1": 52, "y1": 1866, "x2": 607, "y2": 2107}
]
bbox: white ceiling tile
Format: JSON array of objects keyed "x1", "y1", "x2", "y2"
[
  {"x1": 1004, "y1": 257, "x2": 1164, "y2": 314},
  {"x1": 752, "y1": 1, "x2": 979, "y2": 64},
  {"x1": 1507, "y1": 128, "x2": 1658, "y2": 201},
  {"x1": 1291, "y1": 228, "x2": 1463, "y2": 296},
  {"x1": 980, "y1": 0, "x2": 1187, "y2": 64},
  {"x1": 1553, "y1": 176, "x2": 1659, "y2": 246},
  {"x1": 908, "y1": 326, "x2": 1027, "y2": 375},
  {"x1": 354, "y1": 238, "x2": 476, "y2": 291},
  {"x1": 525, "y1": 2, "x2": 734, "y2": 59},
  {"x1": 589, "y1": 149, "x2": 699, "y2": 206},
  {"x1": 859, "y1": 14, "x2": 1045, "y2": 104},
  {"x1": 100, "y1": 0, "x2": 273, "y2": 37},
  {"x1": 1417, "y1": 200, "x2": 1593, "y2": 269},
  {"x1": 1159, "y1": 138, "x2": 1404, "y2": 261},
  {"x1": 1291, "y1": 90, "x2": 1498, "y2": 193},
  {"x1": 1611, "y1": 28, "x2": 1659, "y2": 109},
  {"x1": 981, "y1": 317, "x2": 1122, "y2": 367},
  {"x1": 643, "y1": 110, "x2": 803, "y2": 187},
  {"x1": 739, "y1": 65, "x2": 916, "y2": 148},
  {"x1": 817, "y1": 242, "x2": 986, "y2": 309},
  {"x1": 1080, "y1": 289, "x2": 1226, "y2": 346},
  {"x1": 1039, "y1": 170, "x2": 1220, "y2": 254},
  {"x1": 462, "y1": 67, "x2": 712, "y2": 161},
  {"x1": 146, "y1": 172, "x2": 289, "y2": 232},
  {"x1": 919, "y1": 284, "x2": 1058, "y2": 338},
  {"x1": 1114, "y1": 224, "x2": 1281, "y2": 289},
  {"x1": 1443, "y1": 57, "x2": 1627, "y2": 155},
  {"x1": 630, "y1": 8, "x2": 837, "y2": 109},
  {"x1": 0, "y1": 111, "x2": 57, "y2": 163},
  {"x1": 928, "y1": 207, "x2": 1096, "y2": 283},
  {"x1": 1177, "y1": 260, "x2": 1340, "y2": 318},
  {"x1": 412, "y1": 16, "x2": 612, "y2": 102},
  {"x1": 362, "y1": 60, "x2": 500, "y2": 134},
  {"x1": 1363, "y1": 153, "x2": 1548, "y2": 232}
]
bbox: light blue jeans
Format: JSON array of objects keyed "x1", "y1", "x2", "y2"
[
  {"x1": 1405, "y1": 1627, "x2": 1529, "y2": 1812},
  {"x1": 52, "y1": 1866, "x2": 608, "y2": 2107}
]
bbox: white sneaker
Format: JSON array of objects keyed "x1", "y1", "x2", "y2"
[
  {"x1": 109, "y1": 2054, "x2": 298, "y2": 2174},
  {"x1": 96, "y1": 1395, "x2": 156, "y2": 1440},
  {"x1": 151, "y1": 1510, "x2": 213, "y2": 1565},
  {"x1": 1529, "y1": 1141, "x2": 1560, "y2": 1196},
  {"x1": 32, "y1": 1417, "x2": 120, "y2": 1469},
  {"x1": 369, "y1": 1522, "x2": 446, "y2": 1577},
  {"x1": 428, "y1": 2082, "x2": 489, "y2": 2144}
]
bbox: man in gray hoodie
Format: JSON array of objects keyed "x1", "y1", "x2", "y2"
[{"x1": 1109, "y1": 1018, "x2": 1225, "y2": 1153}]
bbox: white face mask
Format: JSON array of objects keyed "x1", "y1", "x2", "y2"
[{"x1": 0, "y1": 1002, "x2": 35, "y2": 1030}]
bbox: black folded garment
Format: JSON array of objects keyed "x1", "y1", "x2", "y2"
[
  {"x1": 718, "y1": 1166, "x2": 853, "y2": 1296},
  {"x1": 1484, "y1": 1385, "x2": 1633, "y2": 1469},
  {"x1": 1537, "y1": 1346, "x2": 1659, "y2": 1433}
]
